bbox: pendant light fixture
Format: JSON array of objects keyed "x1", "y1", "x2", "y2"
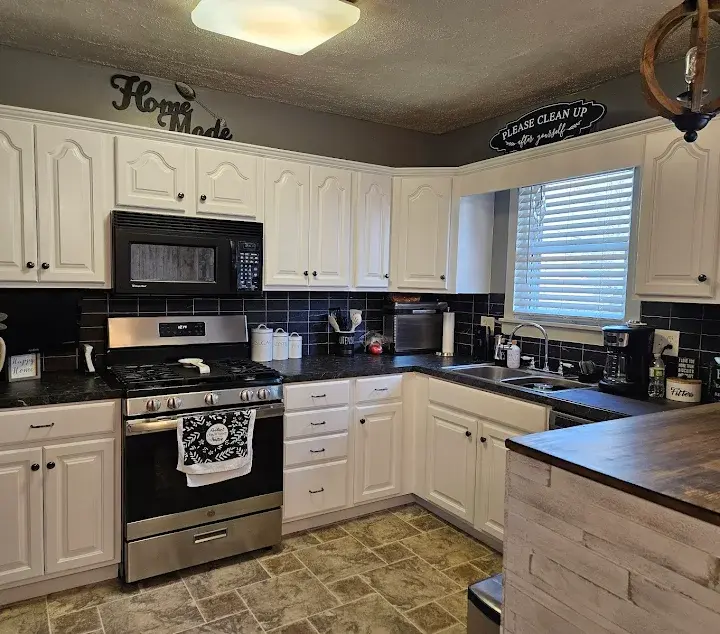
[{"x1": 641, "y1": 0, "x2": 720, "y2": 142}]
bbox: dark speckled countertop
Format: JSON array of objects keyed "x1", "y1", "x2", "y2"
[
  {"x1": 0, "y1": 372, "x2": 122, "y2": 409},
  {"x1": 266, "y1": 354, "x2": 695, "y2": 421}
]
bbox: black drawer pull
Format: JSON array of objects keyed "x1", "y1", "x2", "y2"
[
  {"x1": 309, "y1": 487, "x2": 325, "y2": 494},
  {"x1": 31, "y1": 463, "x2": 40, "y2": 471},
  {"x1": 465, "y1": 430, "x2": 472, "y2": 438},
  {"x1": 46, "y1": 461, "x2": 56, "y2": 469},
  {"x1": 480, "y1": 436, "x2": 487, "y2": 443},
  {"x1": 311, "y1": 394, "x2": 327, "y2": 398},
  {"x1": 373, "y1": 388, "x2": 389, "y2": 392},
  {"x1": 30, "y1": 423, "x2": 55, "y2": 429},
  {"x1": 360, "y1": 418, "x2": 366, "y2": 424},
  {"x1": 200, "y1": 194, "x2": 207, "y2": 202},
  {"x1": 310, "y1": 448, "x2": 326, "y2": 453},
  {"x1": 310, "y1": 421, "x2": 326, "y2": 426}
]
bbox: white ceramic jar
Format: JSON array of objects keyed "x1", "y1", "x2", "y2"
[
  {"x1": 251, "y1": 324, "x2": 273, "y2": 362},
  {"x1": 289, "y1": 332, "x2": 303, "y2": 359},
  {"x1": 273, "y1": 328, "x2": 289, "y2": 361}
]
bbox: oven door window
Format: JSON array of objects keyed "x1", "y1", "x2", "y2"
[{"x1": 130, "y1": 243, "x2": 216, "y2": 284}]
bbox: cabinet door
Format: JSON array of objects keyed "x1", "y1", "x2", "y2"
[
  {"x1": 0, "y1": 119, "x2": 38, "y2": 282},
  {"x1": 475, "y1": 422, "x2": 512, "y2": 541},
  {"x1": 196, "y1": 148, "x2": 260, "y2": 220},
  {"x1": 309, "y1": 166, "x2": 352, "y2": 288},
  {"x1": 354, "y1": 172, "x2": 391, "y2": 288},
  {"x1": 264, "y1": 159, "x2": 311, "y2": 286},
  {"x1": 354, "y1": 402, "x2": 403, "y2": 503},
  {"x1": 115, "y1": 136, "x2": 193, "y2": 213},
  {"x1": 635, "y1": 128, "x2": 720, "y2": 299},
  {"x1": 44, "y1": 439, "x2": 115, "y2": 574},
  {"x1": 0, "y1": 447, "x2": 44, "y2": 585},
  {"x1": 425, "y1": 403, "x2": 477, "y2": 521},
  {"x1": 36, "y1": 125, "x2": 110, "y2": 284},
  {"x1": 393, "y1": 177, "x2": 452, "y2": 290}
]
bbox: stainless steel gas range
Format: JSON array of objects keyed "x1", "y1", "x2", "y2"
[{"x1": 106, "y1": 315, "x2": 283, "y2": 583}]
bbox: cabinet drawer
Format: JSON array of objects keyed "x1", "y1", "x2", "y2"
[
  {"x1": 355, "y1": 375, "x2": 403, "y2": 403},
  {"x1": 284, "y1": 381, "x2": 351, "y2": 412},
  {"x1": 284, "y1": 433, "x2": 348, "y2": 468},
  {"x1": 0, "y1": 400, "x2": 119, "y2": 447},
  {"x1": 285, "y1": 407, "x2": 350, "y2": 440},
  {"x1": 283, "y1": 461, "x2": 348, "y2": 520}
]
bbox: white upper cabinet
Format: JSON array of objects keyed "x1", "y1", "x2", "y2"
[
  {"x1": 635, "y1": 127, "x2": 720, "y2": 299},
  {"x1": 0, "y1": 119, "x2": 37, "y2": 283},
  {"x1": 354, "y1": 172, "x2": 391, "y2": 288},
  {"x1": 392, "y1": 176, "x2": 452, "y2": 291},
  {"x1": 196, "y1": 148, "x2": 261, "y2": 220},
  {"x1": 309, "y1": 166, "x2": 352, "y2": 287},
  {"x1": 115, "y1": 137, "x2": 193, "y2": 213},
  {"x1": 264, "y1": 159, "x2": 311, "y2": 286},
  {"x1": 35, "y1": 125, "x2": 110, "y2": 284}
]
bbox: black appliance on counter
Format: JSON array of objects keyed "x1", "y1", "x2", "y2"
[
  {"x1": 106, "y1": 315, "x2": 283, "y2": 583},
  {"x1": 112, "y1": 211, "x2": 263, "y2": 296},
  {"x1": 383, "y1": 301, "x2": 448, "y2": 354},
  {"x1": 598, "y1": 323, "x2": 655, "y2": 399}
]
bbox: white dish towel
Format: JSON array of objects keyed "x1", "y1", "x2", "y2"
[{"x1": 176, "y1": 409, "x2": 255, "y2": 487}]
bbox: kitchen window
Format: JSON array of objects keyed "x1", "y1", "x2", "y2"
[{"x1": 505, "y1": 167, "x2": 640, "y2": 336}]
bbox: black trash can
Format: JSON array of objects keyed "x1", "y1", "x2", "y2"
[{"x1": 467, "y1": 573, "x2": 502, "y2": 633}]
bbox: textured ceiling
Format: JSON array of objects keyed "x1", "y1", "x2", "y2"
[{"x1": 0, "y1": 0, "x2": 707, "y2": 133}]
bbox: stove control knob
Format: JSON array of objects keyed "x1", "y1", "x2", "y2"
[
  {"x1": 257, "y1": 388, "x2": 269, "y2": 400},
  {"x1": 146, "y1": 398, "x2": 162, "y2": 412},
  {"x1": 205, "y1": 392, "x2": 220, "y2": 406},
  {"x1": 167, "y1": 397, "x2": 183, "y2": 410},
  {"x1": 240, "y1": 390, "x2": 254, "y2": 402}
]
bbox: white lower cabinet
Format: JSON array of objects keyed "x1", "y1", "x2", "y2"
[
  {"x1": 353, "y1": 402, "x2": 403, "y2": 504},
  {"x1": 425, "y1": 404, "x2": 477, "y2": 522},
  {"x1": 474, "y1": 422, "x2": 512, "y2": 541},
  {"x1": 283, "y1": 461, "x2": 348, "y2": 521}
]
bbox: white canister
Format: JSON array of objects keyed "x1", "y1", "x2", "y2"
[
  {"x1": 273, "y1": 328, "x2": 289, "y2": 361},
  {"x1": 666, "y1": 377, "x2": 702, "y2": 403},
  {"x1": 289, "y1": 332, "x2": 303, "y2": 359},
  {"x1": 251, "y1": 324, "x2": 273, "y2": 362}
]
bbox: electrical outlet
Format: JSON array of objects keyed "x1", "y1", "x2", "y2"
[
  {"x1": 654, "y1": 329, "x2": 680, "y2": 356},
  {"x1": 480, "y1": 316, "x2": 495, "y2": 329}
]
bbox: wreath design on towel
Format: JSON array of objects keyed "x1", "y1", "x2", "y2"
[{"x1": 181, "y1": 410, "x2": 251, "y2": 466}]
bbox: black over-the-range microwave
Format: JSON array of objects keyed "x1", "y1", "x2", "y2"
[{"x1": 112, "y1": 211, "x2": 263, "y2": 296}]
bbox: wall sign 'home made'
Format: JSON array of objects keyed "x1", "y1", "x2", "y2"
[{"x1": 490, "y1": 99, "x2": 607, "y2": 154}]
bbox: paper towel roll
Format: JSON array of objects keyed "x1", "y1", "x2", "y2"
[{"x1": 442, "y1": 312, "x2": 455, "y2": 355}]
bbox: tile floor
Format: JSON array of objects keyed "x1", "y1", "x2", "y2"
[{"x1": 0, "y1": 504, "x2": 503, "y2": 634}]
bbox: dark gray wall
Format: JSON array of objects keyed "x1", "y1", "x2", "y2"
[
  {"x1": 490, "y1": 191, "x2": 510, "y2": 293},
  {"x1": 0, "y1": 46, "x2": 438, "y2": 167}
]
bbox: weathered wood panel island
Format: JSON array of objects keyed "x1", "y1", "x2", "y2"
[{"x1": 503, "y1": 403, "x2": 720, "y2": 634}]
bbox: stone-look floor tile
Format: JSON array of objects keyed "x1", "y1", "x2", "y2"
[
  {"x1": 310, "y1": 594, "x2": 420, "y2": 634},
  {"x1": 268, "y1": 620, "x2": 319, "y2": 633},
  {"x1": 402, "y1": 526, "x2": 491, "y2": 569},
  {"x1": 343, "y1": 512, "x2": 420, "y2": 548},
  {"x1": 98, "y1": 584, "x2": 204, "y2": 634},
  {"x1": 49, "y1": 606, "x2": 102, "y2": 634},
  {"x1": 178, "y1": 611, "x2": 263, "y2": 633},
  {"x1": 326, "y1": 576, "x2": 376, "y2": 604},
  {"x1": 309, "y1": 524, "x2": 348, "y2": 543},
  {"x1": 196, "y1": 591, "x2": 246, "y2": 622},
  {"x1": 294, "y1": 536, "x2": 384, "y2": 584},
  {"x1": 360, "y1": 557, "x2": 459, "y2": 612},
  {"x1": 0, "y1": 597, "x2": 49, "y2": 634},
  {"x1": 256, "y1": 532, "x2": 321, "y2": 558},
  {"x1": 239, "y1": 569, "x2": 338, "y2": 631},
  {"x1": 182, "y1": 554, "x2": 269, "y2": 599},
  {"x1": 259, "y1": 552, "x2": 304, "y2": 577},
  {"x1": 392, "y1": 504, "x2": 430, "y2": 522},
  {"x1": 437, "y1": 624, "x2": 466, "y2": 633},
  {"x1": 474, "y1": 552, "x2": 503, "y2": 577},
  {"x1": 138, "y1": 571, "x2": 183, "y2": 592},
  {"x1": 435, "y1": 591, "x2": 468, "y2": 625},
  {"x1": 405, "y1": 603, "x2": 458, "y2": 634},
  {"x1": 408, "y1": 515, "x2": 446, "y2": 532},
  {"x1": 372, "y1": 542, "x2": 415, "y2": 564},
  {"x1": 442, "y1": 561, "x2": 486, "y2": 586},
  {"x1": 47, "y1": 579, "x2": 139, "y2": 617}
]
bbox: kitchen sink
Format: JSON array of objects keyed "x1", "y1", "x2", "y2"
[
  {"x1": 448, "y1": 365, "x2": 536, "y2": 381},
  {"x1": 501, "y1": 376, "x2": 585, "y2": 391}
]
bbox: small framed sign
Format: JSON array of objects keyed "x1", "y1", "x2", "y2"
[{"x1": 9, "y1": 353, "x2": 42, "y2": 382}]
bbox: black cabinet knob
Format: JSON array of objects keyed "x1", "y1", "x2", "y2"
[
  {"x1": 465, "y1": 430, "x2": 471, "y2": 437},
  {"x1": 46, "y1": 461, "x2": 55, "y2": 469},
  {"x1": 480, "y1": 436, "x2": 487, "y2": 443},
  {"x1": 303, "y1": 271, "x2": 309, "y2": 277},
  {"x1": 177, "y1": 192, "x2": 185, "y2": 199},
  {"x1": 440, "y1": 275, "x2": 446, "y2": 281},
  {"x1": 200, "y1": 194, "x2": 207, "y2": 202},
  {"x1": 31, "y1": 463, "x2": 40, "y2": 471},
  {"x1": 41, "y1": 263, "x2": 50, "y2": 270},
  {"x1": 698, "y1": 274, "x2": 708, "y2": 282},
  {"x1": 360, "y1": 418, "x2": 366, "y2": 424},
  {"x1": 312, "y1": 271, "x2": 317, "y2": 277},
  {"x1": 384, "y1": 274, "x2": 389, "y2": 279},
  {"x1": 26, "y1": 262, "x2": 35, "y2": 269}
]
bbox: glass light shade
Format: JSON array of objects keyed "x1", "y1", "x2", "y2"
[{"x1": 191, "y1": 0, "x2": 360, "y2": 55}]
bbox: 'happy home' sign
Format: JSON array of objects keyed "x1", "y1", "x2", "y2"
[{"x1": 489, "y1": 99, "x2": 606, "y2": 154}]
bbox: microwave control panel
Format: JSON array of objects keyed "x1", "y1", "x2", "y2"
[{"x1": 235, "y1": 241, "x2": 261, "y2": 290}]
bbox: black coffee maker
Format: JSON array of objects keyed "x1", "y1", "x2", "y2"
[{"x1": 598, "y1": 323, "x2": 655, "y2": 399}]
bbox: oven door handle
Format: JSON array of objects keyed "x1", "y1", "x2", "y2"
[{"x1": 126, "y1": 403, "x2": 285, "y2": 435}]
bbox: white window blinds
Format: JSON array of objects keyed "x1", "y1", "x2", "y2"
[{"x1": 513, "y1": 168, "x2": 636, "y2": 322}]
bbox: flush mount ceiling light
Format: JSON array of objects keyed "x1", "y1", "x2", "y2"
[{"x1": 191, "y1": 0, "x2": 360, "y2": 55}]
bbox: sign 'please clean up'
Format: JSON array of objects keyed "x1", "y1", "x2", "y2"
[{"x1": 489, "y1": 99, "x2": 607, "y2": 154}]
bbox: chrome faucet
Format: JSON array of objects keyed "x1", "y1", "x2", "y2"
[{"x1": 509, "y1": 322, "x2": 551, "y2": 373}]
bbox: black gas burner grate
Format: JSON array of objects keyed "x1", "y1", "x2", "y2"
[{"x1": 110, "y1": 364, "x2": 183, "y2": 384}]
